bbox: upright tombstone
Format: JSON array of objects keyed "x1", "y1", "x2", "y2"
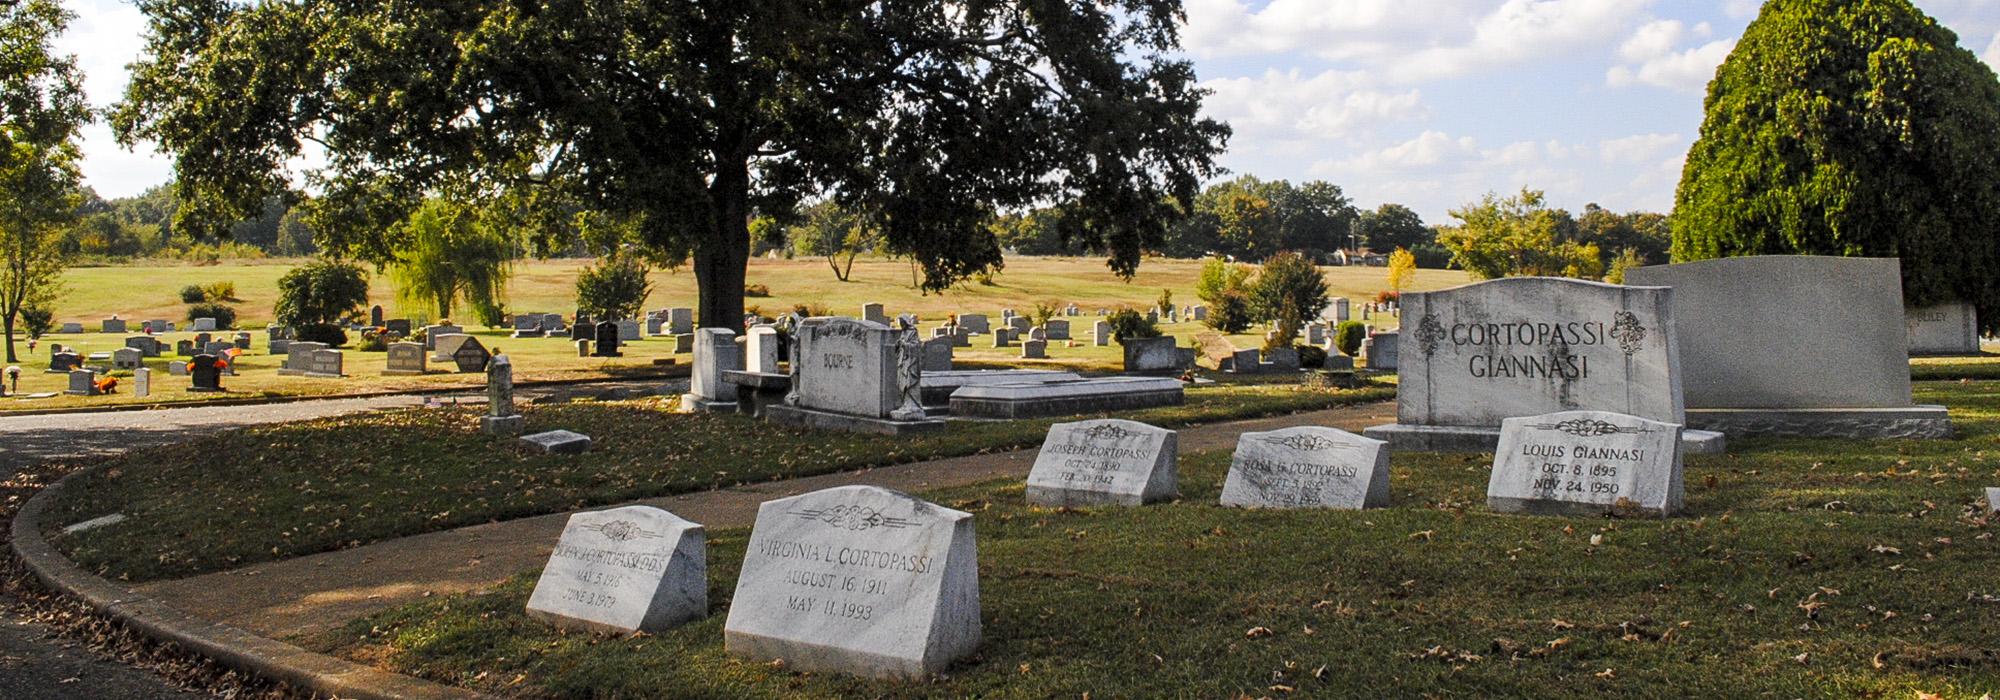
[
  {"x1": 1044, "y1": 319, "x2": 1071, "y2": 340},
  {"x1": 1363, "y1": 277, "x2": 1721, "y2": 454},
  {"x1": 190, "y1": 317, "x2": 216, "y2": 332},
  {"x1": 746, "y1": 325, "x2": 782, "y2": 373},
  {"x1": 234, "y1": 332, "x2": 252, "y2": 350},
  {"x1": 1020, "y1": 339, "x2": 1047, "y2": 359},
  {"x1": 571, "y1": 314, "x2": 594, "y2": 342},
  {"x1": 1025, "y1": 419, "x2": 1178, "y2": 507},
  {"x1": 1905, "y1": 302, "x2": 1980, "y2": 356},
  {"x1": 102, "y1": 317, "x2": 127, "y2": 334},
  {"x1": 617, "y1": 320, "x2": 642, "y2": 342},
  {"x1": 125, "y1": 336, "x2": 161, "y2": 357},
  {"x1": 512, "y1": 315, "x2": 545, "y2": 338},
  {"x1": 383, "y1": 342, "x2": 428, "y2": 375},
  {"x1": 766, "y1": 317, "x2": 942, "y2": 434},
  {"x1": 666, "y1": 308, "x2": 694, "y2": 335},
  {"x1": 862, "y1": 302, "x2": 889, "y2": 326},
  {"x1": 47, "y1": 351, "x2": 80, "y2": 374},
  {"x1": 1488, "y1": 410, "x2": 1685, "y2": 518},
  {"x1": 187, "y1": 354, "x2": 224, "y2": 392},
  {"x1": 422, "y1": 324, "x2": 463, "y2": 350},
  {"x1": 1987, "y1": 487, "x2": 2000, "y2": 515},
  {"x1": 431, "y1": 332, "x2": 475, "y2": 362},
  {"x1": 65, "y1": 369, "x2": 98, "y2": 396},
  {"x1": 682, "y1": 328, "x2": 743, "y2": 413},
  {"x1": 1093, "y1": 320, "x2": 1111, "y2": 346},
  {"x1": 1363, "y1": 331, "x2": 1399, "y2": 370},
  {"x1": 277, "y1": 342, "x2": 326, "y2": 375},
  {"x1": 305, "y1": 349, "x2": 345, "y2": 378},
  {"x1": 59, "y1": 322, "x2": 82, "y2": 334},
  {"x1": 1121, "y1": 335, "x2": 1187, "y2": 375},
  {"x1": 175, "y1": 339, "x2": 196, "y2": 357},
  {"x1": 133, "y1": 367, "x2": 151, "y2": 398},
  {"x1": 369, "y1": 305, "x2": 384, "y2": 327},
  {"x1": 383, "y1": 319, "x2": 412, "y2": 336},
  {"x1": 1220, "y1": 427, "x2": 1389, "y2": 510},
  {"x1": 921, "y1": 337, "x2": 953, "y2": 371},
  {"x1": 958, "y1": 313, "x2": 990, "y2": 335},
  {"x1": 451, "y1": 336, "x2": 493, "y2": 373},
  {"x1": 525, "y1": 506, "x2": 707, "y2": 635},
  {"x1": 723, "y1": 485, "x2": 980, "y2": 679},
  {"x1": 481, "y1": 354, "x2": 525, "y2": 435},
  {"x1": 111, "y1": 348, "x2": 142, "y2": 370},
  {"x1": 1626, "y1": 256, "x2": 1951, "y2": 439},
  {"x1": 593, "y1": 321, "x2": 622, "y2": 357}
]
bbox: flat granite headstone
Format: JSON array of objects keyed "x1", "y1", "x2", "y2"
[
  {"x1": 522, "y1": 430, "x2": 591, "y2": 454},
  {"x1": 1625, "y1": 256, "x2": 1949, "y2": 439},
  {"x1": 1488, "y1": 410, "x2": 1684, "y2": 518},
  {"x1": 1220, "y1": 426, "x2": 1389, "y2": 510},
  {"x1": 723, "y1": 485, "x2": 980, "y2": 679},
  {"x1": 1905, "y1": 301, "x2": 1980, "y2": 356},
  {"x1": 1025, "y1": 419, "x2": 1178, "y2": 507},
  {"x1": 524, "y1": 505, "x2": 707, "y2": 635}
]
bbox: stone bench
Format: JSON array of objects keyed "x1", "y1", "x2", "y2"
[{"x1": 722, "y1": 370, "x2": 790, "y2": 418}]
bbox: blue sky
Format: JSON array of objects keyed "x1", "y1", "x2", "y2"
[{"x1": 58, "y1": 0, "x2": 2000, "y2": 224}]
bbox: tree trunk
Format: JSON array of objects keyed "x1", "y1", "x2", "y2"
[
  {"x1": 2, "y1": 315, "x2": 14, "y2": 364},
  {"x1": 696, "y1": 157, "x2": 751, "y2": 330}
]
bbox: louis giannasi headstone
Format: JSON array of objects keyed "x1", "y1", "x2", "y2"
[
  {"x1": 525, "y1": 505, "x2": 706, "y2": 635},
  {"x1": 1488, "y1": 410, "x2": 1684, "y2": 518},
  {"x1": 1364, "y1": 276, "x2": 1721, "y2": 454},
  {"x1": 1025, "y1": 419, "x2": 1177, "y2": 507},
  {"x1": 1220, "y1": 426, "x2": 1389, "y2": 510},
  {"x1": 1625, "y1": 256, "x2": 1949, "y2": 439},
  {"x1": 724, "y1": 485, "x2": 979, "y2": 679}
]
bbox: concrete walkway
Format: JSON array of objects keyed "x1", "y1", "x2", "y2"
[{"x1": 135, "y1": 402, "x2": 1396, "y2": 641}]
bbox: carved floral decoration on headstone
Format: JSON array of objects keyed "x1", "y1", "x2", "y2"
[
  {"x1": 1416, "y1": 313, "x2": 1447, "y2": 356},
  {"x1": 1528, "y1": 418, "x2": 1654, "y2": 437},
  {"x1": 789, "y1": 505, "x2": 919, "y2": 531},
  {"x1": 1610, "y1": 311, "x2": 1647, "y2": 357}
]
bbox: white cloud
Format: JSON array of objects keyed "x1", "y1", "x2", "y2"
[
  {"x1": 1606, "y1": 18, "x2": 1736, "y2": 91},
  {"x1": 58, "y1": 0, "x2": 174, "y2": 198},
  {"x1": 1186, "y1": 0, "x2": 1654, "y2": 84},
  {"x1": 1983, "y1": 32, "x2": 2000, "y2": 70},
  {"x1": 1597, "y1": 133, "x2": 1682, "y2": 163},
  {"x1": 1200, "y1": 69, "x2": 1425, "y2": 144},
  {"x1": 1316, "y1": 131, "x2": 1480, "y2": 173}
]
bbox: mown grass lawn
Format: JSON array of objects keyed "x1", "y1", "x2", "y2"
[
  {"x1": 299, "y1": 382, "x2": 2000, "y2": 699},
  {"x1": 44, "y1": 381, "x2": 1392, "y2": 583}
]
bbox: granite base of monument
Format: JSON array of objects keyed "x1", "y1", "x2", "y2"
[
  {"x1": 1682, "y1": 406, "x2": 1952, "y2": 440},
  {"x1": 522, "y1": 430, "x2": 591, "y2": 454},
  {"x1": 1363, "y1": 423, "x2": 1726, "y2": 455},
  {"x1": 948, "y1": 377, "x2": 1185, "y2": 420},
  {"x1": 679, "y1": 394, "x2": 740, "y2": 414},
  {"x1": 763, "y1": 404, "x2": 946, "y2": 435},
  {"x1": 482, "y1": 414, "x2": 526, "y2": 436}
]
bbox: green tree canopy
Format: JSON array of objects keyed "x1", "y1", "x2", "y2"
[
  {"x1": 274, "y1": 259, "x2": 369, "y2": 328},
  {"x1": 0, "y1": 0, "x2": 87, "y2": 363},
  {"x1": 1439, "y1": 189, "x2": 1602, "y2": 280},
  {"x1": 1163, "y1": 176, "x2": 1356, "y2": 261},
  {"x1": 387, "y1": 199, "x2": 515, "y2": 322},
  {"x1": 1672, "y1": 0, "x2": 2000, "y2": 325},
  {"x1": 113, "y1": 0, "x2": 1228, "y2": 330},
  {"x1": 1355, "y1": 203, "x2": 1429, "y2": 252}
]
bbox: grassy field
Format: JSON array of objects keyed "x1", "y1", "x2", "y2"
[
  {"x1": 0, "y1": 257, "x2": 1444, "y2": 409},
  {"x1": 43, "y1": 380, "x2": 1394, "y2": 583},
  {"x1": 291, "y1": 381, "x2": 2000, "y2": 699}
]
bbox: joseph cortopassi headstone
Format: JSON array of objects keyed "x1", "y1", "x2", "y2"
[
  {"x1": 723, "y1": 485, "x2": 980, "y2": 679},
  {"x1": 481, "y1": 354, "x2": 524, "y2": 435},
  {"x1": 525, "y1": 505, "x2": 706, "y2": 635},
  {"x1": 1488, "y1": 410, "x2": 1684, "y2": 518},
  {"x1": 765, "y1": 317, "x2": 943, "y2": 434},
  {"x1": 1625, "y1": 255, "x2": 1951, "y2": 439},
  {"x1": 1025, "y1": 419, "x2": 1177, "y2": 507},
  {"x1": 1220, "y1": 427, "x2": 1389, "y2": 510},
  {"x1": 1364, "y1": 277, "x2": 1722, "y2": 454}
]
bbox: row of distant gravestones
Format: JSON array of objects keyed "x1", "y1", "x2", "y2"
[{"x1": 517, "y1": 410, "x2": 1680, "y2": 680}]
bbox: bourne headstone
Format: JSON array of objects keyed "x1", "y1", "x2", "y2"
[
  {"x1": 767, "y1": 317, "x2": 940, "y2": 433},
  {"x1": 1220, "y1": 427, "x2": 1389, "y2": 510},
  {"x1": 525, "y1": 505, "x2": 707, "y2": 635},
  {"x1": 1487, "y1": 410, "x2": 1685, "y2": 518},
  {"x1": 723, "y1": 485, "x2": 980, "y2": 679},
  {"x1": 1625, "y1": 256, "x2": 1949, "y2": 439},
  {"x1": 1025, "y1": 419, "x2": 1177, "y2": 507},
  {"x1": 1363, "y1": 277, "x2": 1719, "y2": 453}
]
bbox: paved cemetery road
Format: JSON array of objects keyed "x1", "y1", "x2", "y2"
[{"x1": 0, "y1": 378, "x2": 682, "y2": 700}]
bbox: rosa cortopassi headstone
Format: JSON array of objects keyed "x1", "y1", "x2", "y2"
[
  {"x1": 1363, "y1": 276, "x2": 1720, "y2": 454},
  {"x1": 1025, "y1": 419, "x2": 1177, "y2": 507},
  {"x1": 724, "y1": 485, "x2": 979, "y2": 679},
  {"x1": 1488, "y1": 410, "x2": 1684, "y2": 517},
  {"x1": 525, "y1": 505, "x2": 706, "y2": 635},
  {"x1": 1220, "y1": 426, "x2": 1389, "y2": 510}
]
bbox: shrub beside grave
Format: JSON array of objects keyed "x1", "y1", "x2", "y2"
[
  {"x1": 185, "y1": 302, "x2": 236, "y2": 329},
  {"x1": 295, "y1": 323, "x2": 348, "y2": 348},
  {"x1": 179, "y1": 284, "x2": 207, "y2": 303},
  {"x1": 1106, "y1": 309, "x2": 1160, "y2": 343},
  {"x1": 1333, "y1": 321, "x2": 1366, "y2": 357}
]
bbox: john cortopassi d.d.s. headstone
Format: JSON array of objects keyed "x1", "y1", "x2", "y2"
[
  {"x1": 1488, "y1": 410, "x2": 1684, "y2": 517},
  {"x1": 525, "y1": 505, "x2": 706, "y2": 635},
  {"x1": 1364, "y1": 276, "x2": 1721, "y2": 454},
  {"x1": 724, "y1": 485, "x2": 979, "y2": 679},
  {"x1": 1220, "y1": 426, "x2": 1389, "y2": 510},
  {"x1": 1625, "y1": 256, "x2": 1950, "y2": 439},
  {"x1": 1024, "y1": 419, "x2": 1177, "y2": 507}
]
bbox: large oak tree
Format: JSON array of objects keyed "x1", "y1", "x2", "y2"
[{"x1": 114, "y1": 0, "x2": 1229, "y2": 328}]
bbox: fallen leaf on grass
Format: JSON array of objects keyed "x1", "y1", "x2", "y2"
[
  {"x1": 1871, "y1": 544, "x2": 1902, "y2": 555},
  {"x1": 1595, "y1": 668, "x2": 1616, "y2": 680},
  {"x1": 1245, "y1": 627, "x2": 1274, "y2": 639},
  {"x1": 1408, "y1": 530, "x2": 1435, "y2": 541}
]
